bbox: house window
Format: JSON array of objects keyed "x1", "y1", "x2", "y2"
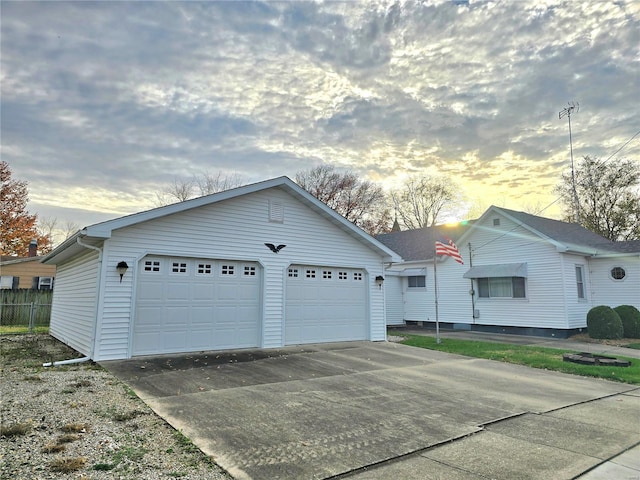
[
  {"x1": 338, "y1": 271, "x2": 348, "y2": 280},
  {"x1": 221, "y1": 265, "x2": 235, "y2": 275},
  {"x1": 408, "y1": 275, "x2": 426, "y2": 288},
  {"x1": 244, "y1": 266, "x2": 256, "y2": 276},
  {"x1": 197, "y1": 263, "x2": 212, "y2": 274},
  {"x1": 172, "y1": 262, "x2": 187, "y2": 273},
  {"x1": 38, "y1": 277, "x2": 54, "y2": 290},
  {"x1": 477, "y1": 277, "x2": 526, "y2": 298},
  {"x1": 322, "y1": 270, "x2": 332, "y2": 279},
  {"x1": 144, "y1": 260, "x2": 161, "y2": 272},
  {"x1": 575, "y1": 266, "x2": 585, "y2": 299},
  {"x1": 610, "y1": 267, "x2": 626, "y2": 280},
  {"x1": 306, "y1": 269, "x2": 316, "y2": 279},
  {"x1": 353, "y1": 272, "x2": 363, "y2": 281},
  {"x1": 493, "y1": 218, "x2": 500, "y2": 226},
  {"x1": 0, "y1": 276, "x2": 16, "y2": 289},
  {"x1": 288, "y1": 268, "x2": 298, "y2": 278}
]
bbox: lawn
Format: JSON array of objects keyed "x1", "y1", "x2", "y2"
[
  {"x1": 395, "y1": 333, "x2": 640, "y2": 385},
  {"x1": 0, "y1": 326, "x2": 49, "y2": 335}
]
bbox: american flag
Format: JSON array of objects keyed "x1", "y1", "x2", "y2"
[{"x1": 435, "y1": 237, "x2": 464, "y2": 264}]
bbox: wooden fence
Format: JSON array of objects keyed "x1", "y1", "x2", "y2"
[{"x1": 0, "y1": 290, "x2": 53, "y2": 330}]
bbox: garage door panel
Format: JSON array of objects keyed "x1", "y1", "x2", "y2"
[
  {"x1": 167, "y1": 283, "x2": 190, "y2": 300},
  {"x1": 285, "y1": 265, "x2": 367, "y2": 345},
  {"x1": 133, "y1": 257, "x2": 261, "y2": 356},
  {"x1": 192, "y1": 283, "x2": 215, "y2": 300}
]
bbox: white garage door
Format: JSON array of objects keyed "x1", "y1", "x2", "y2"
[
  {"x1": 285, "y1": 265, "x2": 367, "y2": 345},
  {"x1": 133, "y1": 256, "x2": 261, "y2": 356}
]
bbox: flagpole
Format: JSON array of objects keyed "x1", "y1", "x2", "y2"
[{"x1": 434, "y1": 244, "x2": 441, "y2": 344}]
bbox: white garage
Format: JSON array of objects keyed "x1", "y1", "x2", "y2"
[
  {"x1": 133, "y1": 256, "x2": 261, "y2": 356},
  {"x1": 44, "y1": 177, "x2": 401, "y2": 361},
  {"x1": 285, "y1": 265, "x2": 367, "y2": 344}
]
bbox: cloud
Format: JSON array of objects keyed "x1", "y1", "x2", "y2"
[{"x1": 1, "y1": 0, "x2": 638, "y2": 230}]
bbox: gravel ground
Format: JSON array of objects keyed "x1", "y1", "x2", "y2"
[{"x1": 0, "y1": 335, "x2": 233, "y2": 480}]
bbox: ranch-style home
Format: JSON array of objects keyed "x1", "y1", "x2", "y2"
[
  {"x1": 377, "y1": 206, "x2": 640, "y2": 337},
  {"x1": 43, "y1": 177, "x2": 400, "y2": 361}
]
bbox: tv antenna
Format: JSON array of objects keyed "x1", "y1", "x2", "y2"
[{"x1": 559, "y1": 102, "x2": 580, "y2": 222}]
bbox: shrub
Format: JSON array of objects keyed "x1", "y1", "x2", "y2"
[
  {"x1": 614, "y1": 305, "x2": 640, "y2": 338},
  {"x1": 587, "y1": 306, "x2": 623, "y2": 339}
]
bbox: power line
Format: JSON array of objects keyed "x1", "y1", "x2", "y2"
[{"x1": 471, "y1": 127, "x2": 640, "y2": 254}]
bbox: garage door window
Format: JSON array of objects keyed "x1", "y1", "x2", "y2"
[
  {"x1": 288, "y1": 268, "x2": 299, "y2": 278},
  {"x1": 306, "y1": 269, "x2": 316, "y2": 278},
  {"x1": 171, "y1": 261, "x2": 187, "y2": 273},
  {"x1": 353, "y1": 272, "x2": 363, "y2": 281},
  {"x1": 244, "y1": 265, "x2": 256, "y2": 276},
  {"x1": 221, "y1": 265, "x2": 235, "y2": 275},
  {"x1": 323, "y1": 270, "x2": 332, "y2": 279},
  {"x1": 143, "y1": 260, "x2": 160, "y2": 272},
  {"x1": 338, "y1": 271, "x2": 348, "y2": 280},
  {"x1": 197, "y1": 263, "x2": 212, "y2": 275}
]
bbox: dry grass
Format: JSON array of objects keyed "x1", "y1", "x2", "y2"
[
  {"x1": 49, "y1": 457, "x2": 87, "y2": 472},
  {"x1": 61, "y1": 422, "x2": 89, "y2": 433},
  {"x1": 42, "y1": 443, "x2": 66, "y2": 453},
  {"x1": 56, "y1": 433, "x2": 82, "y2": 444},
  {"x1": 0, "y1": 422, "x2": 32, "y2": 438}
]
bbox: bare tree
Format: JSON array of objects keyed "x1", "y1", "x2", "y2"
[
  {"x1": 155, "y1": 172, "x2": 244, "y2": 206},
  {"x1": 556, "y1": 155, "x2": 640, "y2": 241},
  {"x1": 37, "y1": 217, "x2": 80, "y2": 248},
  {"x1": 295, "y1": 165, "x2": 391, "y2": 235},
  {"x1": 195, "y1": 171, "x2": 243, "y2": 196},
  {"x1": 391, "y1": 175, "x2": 459, "y2": 229}
]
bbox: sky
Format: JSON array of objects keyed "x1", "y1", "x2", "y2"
[{"x1": 2, "y1": 0, "x2": 639, "y2": 241}]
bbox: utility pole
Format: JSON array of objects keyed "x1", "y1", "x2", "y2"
[{"x1": 559, "y1": 102, "x2": 580, "y2": 222}]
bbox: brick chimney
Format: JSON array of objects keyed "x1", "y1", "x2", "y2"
[{"x1": 28, "y1": 239, "x2": 38, "y2": 257}]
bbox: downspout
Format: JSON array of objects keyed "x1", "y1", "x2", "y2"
[
  {"x1": 468, "y1": 243, "x2": 476, "y2": 324},
  {"x1": 43, "y1": 236, "x2": 103, "y2": 367}
]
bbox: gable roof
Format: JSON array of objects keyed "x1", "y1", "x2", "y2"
[
  {"x1": 43, "y1": 176, "x2": 402, "y2": 264},
  {"x1": 466, "y1": 206, "x2": 640, "y2": 256},
  {"x1": 376, "y1": 222, "x2": 473, "y2": 261},
  {"x1": 376, "y1": 205, "x2": 640, "y2": 262}
]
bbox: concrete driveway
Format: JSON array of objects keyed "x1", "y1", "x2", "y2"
[{"x1": 103, "y1": 341, "x2": 640, "y2": 480}]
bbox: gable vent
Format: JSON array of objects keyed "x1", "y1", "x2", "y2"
[
  {"x1": 269, "y1": 201, "x2": 284, "y2": 223},
  {"x1": 493, "y1": 218, "x2": 500, "y2": 226}
]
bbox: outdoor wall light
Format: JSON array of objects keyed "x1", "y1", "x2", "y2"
[
  {"x1": 375, "y1": 275, "x2": 385, "y2": 289},
  {"x1": 116, "y1": 261, "x2": 129, "y2": 283}
]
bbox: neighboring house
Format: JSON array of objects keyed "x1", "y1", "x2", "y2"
[
  {"x1": 377, "y1": 206, "x2": 640, "y2": 337},
  {"x1": 42, "y1": 177, "x2": 401, "y2": 361},
  {"x1": 0, "y1": 241, "x2": 56, "y2": 290}
]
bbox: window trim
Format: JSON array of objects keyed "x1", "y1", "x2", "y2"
[
  {"x1": 610, "y1": 266, "x2": 626, "y2": 281},
  {"x1": 575, "y1": 265, "x2": 586, "y2": 299},
  {"x1": 477, "y1": 277, "x2": 526, "y2": 299},
  {"x1": 407, "y1": 275, "x2": 426, "y2": 288}
]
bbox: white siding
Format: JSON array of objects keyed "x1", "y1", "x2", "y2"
[
  {"x1": 561, "y1": 253, "x2": 591, "y2": 329},
  {"x1": 590, "y1": 256, "x2": 640, "y2": 311},
  {"x1": 90, "y1": 188, "x2": 386, "y2": 360},
  {"x1": 49, "y1": 249, "x2": 100, "y2": 356},
  {"x1": 385, "y1": 275, "x2": 404, "y2": 326},
  {"x1": 391, "y1": 214, "x2": 577, "y2": 331}
]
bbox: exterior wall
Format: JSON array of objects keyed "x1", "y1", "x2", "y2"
[
  {"x1": 590, "y1": 256, "x2": 640, "y2": 311},
  {"x1": 560, "y1": 253, "x2": 592, "y2": 329},
  {"x1": 90, "y1": 187, "x2": 387, "y2": 360},
  {"x1": 49, "y1": 249, "x2": 100, "y2": 357},
  {"x1": 384, "y1": 274, "x2": 404, "y2": 326},
  {"x1": 0, "y1": 259, "x2": 56, "y2": 288},
  {"x1": 386, "y1": 214, "x2": 579, "y2": 331}
]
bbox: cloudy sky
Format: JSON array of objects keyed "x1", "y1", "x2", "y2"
[{"x1": 2, "y1": 0, "x2": 639, "y2": 237}]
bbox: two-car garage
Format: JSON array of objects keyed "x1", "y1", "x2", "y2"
[
  {"x1": 133, "y1": 256, "x2": 368, "y2": 357},
  {"x1": 45, "y1": 177, "x2": 400, "y2": 361}
]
